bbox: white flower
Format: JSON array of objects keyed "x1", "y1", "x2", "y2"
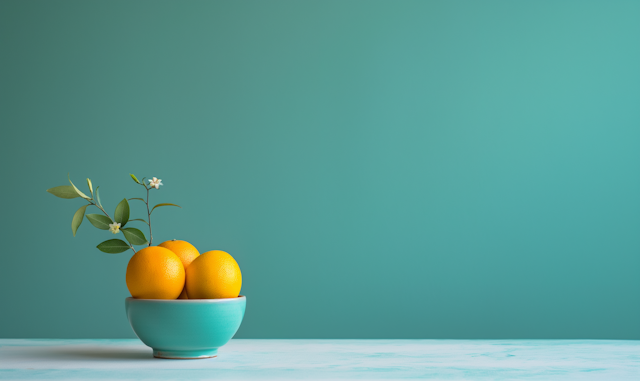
[
  {"x1": 148, "y1": 177, "x2": 163, "y2": 189},
  {"x1": 109, "y1": 222, "x2": 121, "y2": 234}
]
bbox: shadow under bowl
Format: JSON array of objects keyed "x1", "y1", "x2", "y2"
[{"x1": 125, "y1": 296, "x2": 246, "y2": 359}]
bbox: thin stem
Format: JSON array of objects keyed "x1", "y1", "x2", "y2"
[
  {"x1": 146, "y1": 186, "x2": 153, "y2": 246},
  {"x1": 130, "y1": 245, "x2": 137, "y2": 254},
  {"x1": 97, "y1": 204, "x2": 113, "y2": 221},
  {"x1": 87, "y1": 200, "x2": 114, "y2": 222}
]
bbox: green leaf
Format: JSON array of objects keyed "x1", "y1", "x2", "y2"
[
  {"x1": 86, "y1": 214, "x2": 112, "y2": 230},
  {"x1": 151, "y1": 203, "x2": 182, "y2": 213},
  {"x1": 130, "y1": 174, "x2": 140, "y2": 184},
  {"x1": 122, "y1": 227, "x2": 148, "y2": 245},
  {"x1": 95, "y1": 186, "x2": 102, "y2": 207},
  {"x1": 128, "y1": 218, "x2": 149, "y2": 225},
  {"x1": 87, "y1": 178, "x2": 93, "y2": 196},
  {"x1": 68, "y1": 173, "x2": 90, "y2": 200},
  {"x1": 114, "y1": 198, "x2": 130, "y2": 226},
  {"x1": 47, "y1": 185, "x2": 81, "y2": 199},
  {"x1": 128, "y1": 198, "x2": 145, "y2": 202},
  {"x1": 71, "y1": 205, "x2": 88, "y2": 237},
  {"x1": 96, "y1": 239, "x2": 130, "y2": 254}
]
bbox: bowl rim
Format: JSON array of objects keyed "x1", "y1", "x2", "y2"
[{"x1": 126, "y1": 295, "x2": 246, "y2": 303}]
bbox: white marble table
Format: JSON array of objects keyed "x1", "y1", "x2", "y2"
[{"x1": 0, "y1": 339, "x2": 638, "y2": 380}]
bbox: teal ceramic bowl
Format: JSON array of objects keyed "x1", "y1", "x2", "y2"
[{"x1": 125, "y1": 296, "x2": 246, "y2": 359}]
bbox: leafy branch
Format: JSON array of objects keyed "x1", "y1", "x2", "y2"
[
  {"x1": 47, "y1": 173, "x2": 181, "y2": 254},
  {"x1": 128, "y1": 174, "x2": 181, "y2": 246}
]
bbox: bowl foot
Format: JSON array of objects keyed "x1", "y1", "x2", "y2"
[{"x1": 153, "y1": 348, "x2": 218, "y2": 359}]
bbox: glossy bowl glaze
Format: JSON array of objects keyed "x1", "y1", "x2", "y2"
[{"x1": 125, "y1": 296, "x2": 246, "y2": 359}]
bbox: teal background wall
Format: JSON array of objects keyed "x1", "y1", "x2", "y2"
[{"x1": 1, "y1": 0, "x2": 639, "y2": 339}]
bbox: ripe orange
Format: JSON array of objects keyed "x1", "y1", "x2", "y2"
[
  {"x1": 125, "y1": 246, "x2": 185, "y2": 299},
  {"x1": 186, "y1": 250, "x2": 242, "y2": 299},
  {"x1": 158, "y1": 239, "x2": 200, "y2": 268},
  {"x1": 158, "y1": 239, "x2": 200, "y2": 299}
]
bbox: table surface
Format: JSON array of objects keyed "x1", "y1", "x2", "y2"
[{"x1": 1, "y1": 339, "x2": 639, "y2": 380}]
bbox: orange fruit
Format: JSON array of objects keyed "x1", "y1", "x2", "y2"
[
  {"x1": 158, "y1": 239, "x2": 200, "y2": 268},
  {"x1": 158, "y1": 239, "x2": 200, "y2": 299},
  {"x1": 125, "y1": 246, "x2": 185, "y2": 299},
  {"x1": 186, "y1": 250, "x2": 242, "y2": 299}
]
